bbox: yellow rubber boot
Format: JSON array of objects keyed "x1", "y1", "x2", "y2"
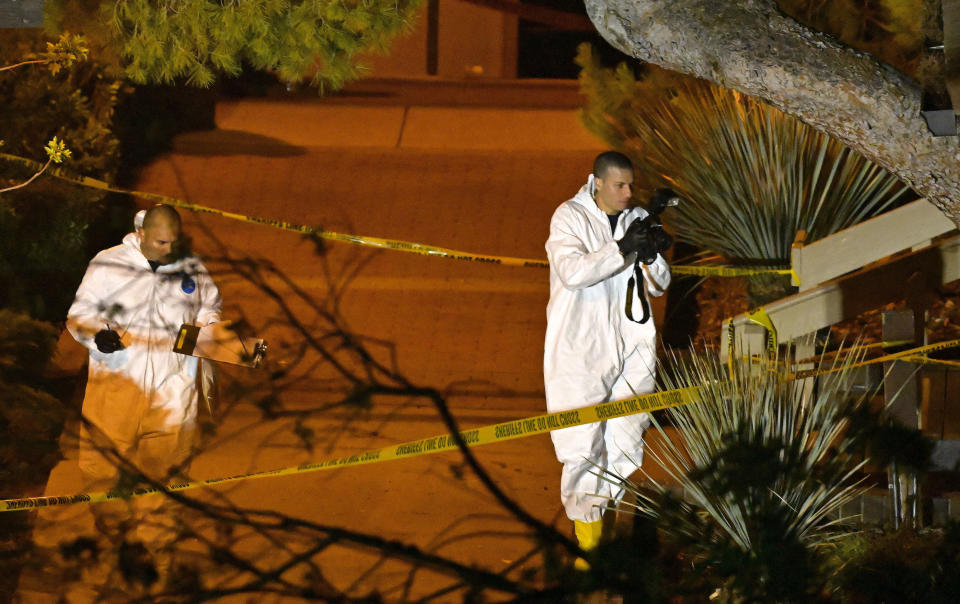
[{"x1": 573, "y1": 519, "x2": 602, "y2": 571}]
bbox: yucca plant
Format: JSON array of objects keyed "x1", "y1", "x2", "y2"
[
  {"x1": 611, "y1": 347, "x2": 877, "y2": 601},
  {"x1": 577, "y1": 44, "x2": 909, "y2": 305}
]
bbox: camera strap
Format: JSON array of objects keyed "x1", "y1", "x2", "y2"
[{"x1": 624, "y1": 257, "x2": 651, "y2": 324}]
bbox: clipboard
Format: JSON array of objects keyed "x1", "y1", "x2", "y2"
[{"x1": 173, "y1": 321, "x2": 266, "y2": 368}]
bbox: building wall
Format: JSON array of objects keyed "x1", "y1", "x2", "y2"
[
  {"x1": 363, "y1": 0, "x2": 517, "y2": 79},
  {"x1": 361, "y1": 3, "x2": 431, "y2": 78}
]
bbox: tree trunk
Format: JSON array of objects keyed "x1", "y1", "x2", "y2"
[{"x1": 584, "y1": 0, "x2": 960, "y2": 226}]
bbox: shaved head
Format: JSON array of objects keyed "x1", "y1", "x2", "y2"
[
  {"x1": 592, "y1": 151, "x2": 635, "y2": 214},
  {"x1": 138, "y1": 205, "x2": 182, "y2": 264},
  {"x1": 142, "y1": 204, "x2": 181, "y2": 230},
  {"x1": 593, "y1": 151, "x2": 633, "y2": 180}
]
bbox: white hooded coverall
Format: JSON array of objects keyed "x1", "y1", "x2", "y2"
[
  {"x1": 67, "y1": 230, "x2": 221, "y2": 481},
  {"x1": 544, "y1": 175, "x2": 671, "y2": 523}
]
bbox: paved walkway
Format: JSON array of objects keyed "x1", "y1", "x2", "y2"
[{"x1": 26, "y1": 83, "x2": 671, "y2": 602}]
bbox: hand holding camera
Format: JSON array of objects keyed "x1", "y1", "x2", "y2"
[
  {"x1": 94, "y1": 328, "x2": 124, "y2": 353},
  {"x1": 617, "y1": 219, "x2": 658, "y2": 259},
  {"x1": 617, "y1": 188, "x2": 679, "y2": 264}
]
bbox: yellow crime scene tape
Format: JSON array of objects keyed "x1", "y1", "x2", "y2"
[
  {"x1": 0, "y1": 386, "x2": 705, "y2": 512},
  {"x1": 900, "y1": 355, "x2": 960, "y2": 369},
  {"x1": 0, "y1": 153, "x2": 790, "y2": 277},
  {"x1": 0, "y1": 154, "x2": 813, "y2": 511},
  {"x1": 726, "y1": 306, "x2": 778, "y2": 375},
  {"x1": 790, "y1": 337, "x2": 960, "y2": 380},
  {"x1": 792, "y1": 340, "x2": 922, "y2": 367},
  {"x1": 4, "y1": 333, "x2": 957, "y2": 512},
  {"x1": 745, "y1": 307, "x2": 778, "y2": 353},
  {"x1": 726, "y1": 304, "x2": 960, "y2": 378}
]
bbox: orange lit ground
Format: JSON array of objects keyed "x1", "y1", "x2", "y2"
[{"x1": 24, "y1": 94, "x2": 677, "y2": 602}]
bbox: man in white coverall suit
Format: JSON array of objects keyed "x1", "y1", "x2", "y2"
[
  {"x1": 67, "y1": 204, "x2": 221, "y2": 544},
  {"x1": 544, "y1": 151, "x2": 670, "y2": 568}
]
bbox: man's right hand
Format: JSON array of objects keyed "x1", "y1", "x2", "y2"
[
  {"x1": 94, "y1": 329, "x2": 124, "y2": 353},
  {"x1": 617, "y1": 217, "x2": 650, "y2": 256}
]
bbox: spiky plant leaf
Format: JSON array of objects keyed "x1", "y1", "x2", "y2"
[
  {"x1": 577, "y1": 45, "x2": 909, "y2": 303},
  {"x1": 607, "y1": 345, "x2": 881, "y2": 600}
]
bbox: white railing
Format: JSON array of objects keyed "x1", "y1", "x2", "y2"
[
  {"x1": 722, "y1": 199, "x2": 960, "y2": 359},
  {"x1": 790, "y1": 198, "x2": 956, "y2": 291}
]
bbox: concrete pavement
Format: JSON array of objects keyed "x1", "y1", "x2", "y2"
[{"x1": 210, "y1": 98, "x2": 607, "y2": 151}]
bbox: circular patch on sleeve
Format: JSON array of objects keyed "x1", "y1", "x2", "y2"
[{"x1": 181, "y1": 274, "x2": 197, "y2": 294}]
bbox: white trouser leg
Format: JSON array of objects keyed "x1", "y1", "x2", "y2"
[
  {"x1": 546, "y1": 346, "x2": 657, "y2": 522},
  {"x1": 605, "y1": 347, "x2": 657, "y2": 502},
  {"x1": 551, "y1": 421, "x2": 609, "y2": 522},
  {"x1": 546, "y1": 374, "x2": 612, "y2": 522}
]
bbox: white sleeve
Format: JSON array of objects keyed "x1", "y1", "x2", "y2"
[
  {"x1": 545, "y1": 208, "x2": 626, "y2": 290},
  {"x1": 195, "y1": 261, "x2": 222, "y2": 326},
  {"x1": 642, "y1": 254, "x2": 671, "y2": 297},
  {"x1": 66, "y1": 259, "x2": 107, "y2": 353}
]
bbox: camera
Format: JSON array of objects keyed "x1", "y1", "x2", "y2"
[{"x1": 627, "y1": 188, "x2": 679, "y2": 264}]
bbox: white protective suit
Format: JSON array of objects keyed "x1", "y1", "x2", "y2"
[
  {"x1": 67, "y1": 229, "x2": 221, "y2": 481},
  {"x1": 544, "y1": 175, "x2": 671, "y2": 522}
]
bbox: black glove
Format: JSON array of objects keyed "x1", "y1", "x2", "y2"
[
  {"x1": 94, "y1": 329, "x2": 123, "y2": 353},
  {"x1": 617, "y1": 217, "x2": 650, "y2": 257},
  {"x1": 646, "y1": 227, "x2": 674, "y2": 263},
  {"x1": 634, "y1": 238, "x2": 661, "y2": 265}
]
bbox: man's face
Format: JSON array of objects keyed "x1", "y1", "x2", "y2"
[
  {"x1": 138, "y1": 221, "x2": 181, "y2": 264},
  {"x1": 594, "y1": 166, "x2": 634, "y2": 214}
]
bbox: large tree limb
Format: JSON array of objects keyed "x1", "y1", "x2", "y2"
[{"x1": 584, "y1": 0, "x2": 960, "y2": 225}]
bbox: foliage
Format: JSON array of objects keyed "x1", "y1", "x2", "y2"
[
  {"x1": 0, "y1": 137, "x2": 75, "y2": 195},
  {"x1": 0, "y1": 30, "x2": 121, "y2": 178},
  {"x1": 842, "y1": 395, "x2": 936, "y2": 475},
  {"x1": 825, "y1": 524, "x2": 960, "y2": 602},
  {"x1": 777, "y1": 0, "x2": 942, "y2": 96},
  {"x1": 0, "y1": 30, "x2": 122, "y2": 321},
  {"x1": 0, "y1": 310, "x2": 63, "y2": 494},
  {"x1": 0, "y1": 310, "x2": 66, "y2": 602},
  {"x1": 779, "y1": 1, "x2": 922, "y2": 69},
  {"x1": 46, "y1": 0, "x2": 423, "y2": 91},
  {"x1": 0, "y1": 32, "x2": 89, "y2": 75},
  {"x1": 42, "y1": 136, "x2": 72, "y2": 164},
  {"x1": 614, "y1": 346, "x2": 882, "y2": 601},
  {"x1": 577, "y1": 43, "x2": 909, "y2": 304},
  {"x1": 0, "y1": 36, "x2": 109, "y2": 602}
]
